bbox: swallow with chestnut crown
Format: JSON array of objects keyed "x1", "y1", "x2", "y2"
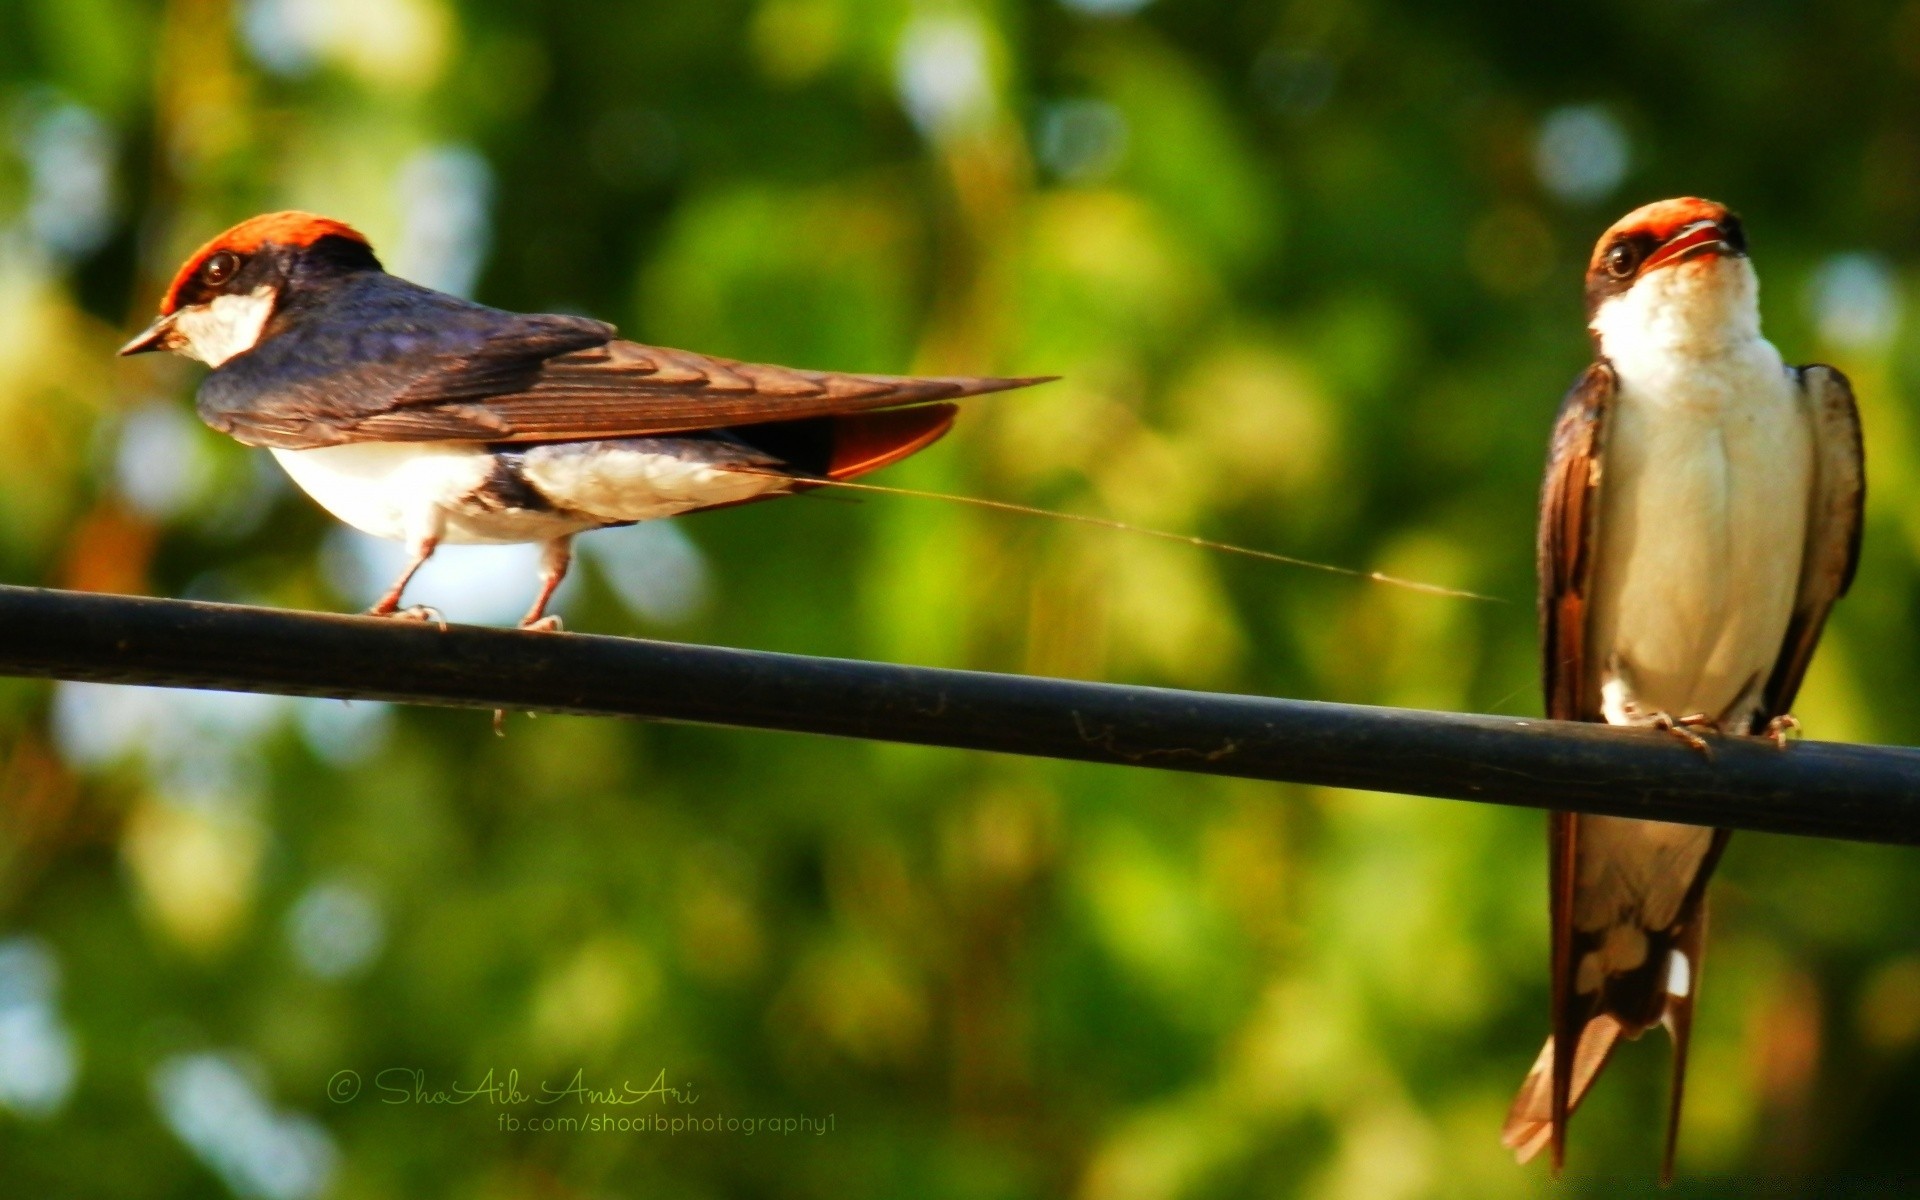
[
  {"x1": 122, "y1": 212, "x2": 1052, "y2": 626},
  {"x1": 1500, "y1": 198, "x2": 1864, "y2": 1179}
]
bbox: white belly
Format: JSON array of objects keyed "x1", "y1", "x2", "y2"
[
  {"x1": 1586, "y1": 342, "x2": 1812, "y2": 726},
  {"x1": 271, "y1": 439, "x2": 796, "y2": 546},
  {"x1": 272, "y1": 442, "x2": 512, "y2": 543}
]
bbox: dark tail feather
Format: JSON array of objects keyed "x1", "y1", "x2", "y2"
[
  {"x1": 1549, "y1": 810, "x2": 1580, "y2": 1171},
  {"x1": 1506, "y1": 821, "x2": 1727, "y2": 1177},
  {"x1": 1503, "y1": 1014, "x2": 1623, "y2": 1163},
  {"x1": 1658, "y1": 830, "x2": 1731, "y2": 1182},
  {"x1": 1660, "y1": 901, "x2": 1709, "y2": 1185},
  {"x1": 1501, "y1": 812, "x2": 1602, "y2": 1168}
]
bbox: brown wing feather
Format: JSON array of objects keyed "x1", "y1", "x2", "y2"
[
  {"x1": 1515, "y1": 363, "x2": 1618, "y2": 1171},
  {"x1": 1757, "y1": 364, "x2": 1865, "y2": 727},
  {"x1": 345, "y1": 338, "x2": 1053, "y2": 444},
  {"x1": 1539, "y1": 362, "x2": 1614, "y2": 723}
]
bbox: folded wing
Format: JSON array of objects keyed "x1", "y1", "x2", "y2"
[
  {"x1": 197, "y1": 279, "x2": 1050, "y2": 450},
  {"x1": 353, "y1": 339, "x2": 1047, "y2": 446},
  {"x1": 1760, "y1": 364, "x2": 1865, "y2": 724}
]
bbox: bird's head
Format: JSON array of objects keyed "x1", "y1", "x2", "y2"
[
  {"x1": 1584, "y1": 197, "x2": 1759, "y2": 354},
  {"x1": 120, "y1": 212, "x2": 382, "y2": 366}
]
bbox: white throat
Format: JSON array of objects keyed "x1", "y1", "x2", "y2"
[
  {"x1": 1589, "y1": 256, "x2": 1763, "y2": 376},
  {"x1": 173, "y1": 287, "x2": 278, "y2": 367}
]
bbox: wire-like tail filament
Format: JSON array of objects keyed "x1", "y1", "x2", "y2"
[{"x1": 725, "y1": 469, "x2": 1503, "y2": 604}]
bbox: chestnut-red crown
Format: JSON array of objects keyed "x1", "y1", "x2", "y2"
[
  {"x1": 159, "y1": 212, "x2": 371, "y2": 314},
  {"x1": 1587, "y1": 198, "x2": 1734, "y2": 275}
]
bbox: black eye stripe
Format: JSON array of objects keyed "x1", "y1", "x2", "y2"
[{"x1": 1721, "y1": 215, "x2": 1747, "y2": 253}]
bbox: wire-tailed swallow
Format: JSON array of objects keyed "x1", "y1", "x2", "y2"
[
  {"x1": 1501, "y1": 197, "x2": 1864, "y2": 1179},
  {"x1": 123, "y1": 212, "x2": 1051, "y2": 626}
]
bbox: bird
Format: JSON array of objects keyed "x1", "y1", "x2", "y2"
[
  {"x1": 120, "y1": 211, "x2": 1050, "y2": 628},
  {"x1": 1500, "y1": 197, "x2": 1864, "y2": 1179}
]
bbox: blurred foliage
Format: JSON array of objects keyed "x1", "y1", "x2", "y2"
[{"x1": 2, "y1": 0, "x2": 1920, "y2": 1195}]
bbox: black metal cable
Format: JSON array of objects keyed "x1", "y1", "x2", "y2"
[{"x1": 0, "y1": 584, "x2": 1914, "y2": 845}]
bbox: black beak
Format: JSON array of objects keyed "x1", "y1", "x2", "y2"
[{"x1": 119, "y1": 314, "x2": 177, "y2": 356}]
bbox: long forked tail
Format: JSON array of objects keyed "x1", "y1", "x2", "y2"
[
  {"x1": 1502, "y1": 946, "x2": 1706, "y2": 1183},
  {"x1": 1504, "y1": 813, "x2": 1727, "y2": 1178}
]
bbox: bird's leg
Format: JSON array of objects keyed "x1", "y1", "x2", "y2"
[
  {"x1": 492, "y1": 537, "x2": 574, "y2": 732},
  {"x1": 368, "y1": 533, "x2": 443, "y2": 626},
  {"x1": 1650, "y1": 711, "x2": 1717, "y2": 757},
  {"x1": 1761, "y1": 713, "x2": 1801, "y2": 749},
  {"x1": 519, "y1": 536, "x2": 573, "y2": 632}
]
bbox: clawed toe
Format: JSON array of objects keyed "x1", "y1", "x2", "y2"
[
  {"x1": 1651, "y1": 712, "x2": 1716, "y2": 757},
  {"x1": 1762, "y1": 713, "x2": 1801, "y2": 749},
  {"x1": 518, "y1": 614, "x2": 565, "y2": 633}
]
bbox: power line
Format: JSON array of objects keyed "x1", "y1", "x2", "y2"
[{"x1": 0, "y1": 584, "x2": 1914, "y2": 845}]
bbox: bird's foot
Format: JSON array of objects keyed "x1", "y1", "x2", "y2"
[
  {"x1": 1761, "y1": 713, "x2": 1801, "y2": 749},
  {"x1": 369, "y1": 604, "x2": 447, "y2": 630},
  {"x1": 518, "y1": 614, "x2": 564, "y2": 633},
  {"x1": 1651, "y1": 711, "x2": 1717, "y2": 757}
]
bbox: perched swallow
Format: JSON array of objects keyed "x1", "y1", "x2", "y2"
[
  {"x1": 1501, "y1": 198, "x2": 1864, "y2": 1178},
  {"x1": 123, "y1": 212, "x2": 1049, "y2": 626}
]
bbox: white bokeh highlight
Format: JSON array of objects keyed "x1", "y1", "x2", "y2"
[
  {"x1": 896, "y1": 15, "x2": 994, "y2": 140},
  {"x1": 15, "y1": 98, "x2": 116, "y2": 258},
  {"x1": 239, "y1": 0, "x2": 448, "y2": 88},
  {"x1": 240, "y1": 0, "x2": 326, "y2": 75},
  {"x1": 1060, "y1": 0, "x2": 1153, "y2": 15},
  {"x1": 115, "y1": 401, "x2": 220, "y2": 522},
  {"x1": 0, "y1": 938, "x2": 79, "y2": 1119},
  {"x1": 1809, "y1": 253, "x2": 1903, "y2": 349},
  {"x1": 391, "y1": 144, "x2": 493, "y2": 299},
  {"x1": 579, "y1": 521, "x2": 711, "y2": 626},
  {"x1": 1535, "y1": 105, "x2": 1629, "y2": 205},
  {"x1": 286, "y1": 880, "x2": 385, "y2": 981},
  {"x1": 1037, "y1": 99, "x2": 1129, "y2": 183},
  {"x1": 295, "y1": 700, "x2": 392, "y2": 768},
  {"x1": 53, "y1": 682, "x2": 281, "y2": 799},
  {"x1": 152, "y1": 1053, "x2": 336, "y2": 1200},
  {"x1": 53, "y1": 682, "x2": 391, "y2": 783}
]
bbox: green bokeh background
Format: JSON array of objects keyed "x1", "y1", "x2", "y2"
[{"x1": 2, "y1": 0, "x2": 1920, "y2": 1195}]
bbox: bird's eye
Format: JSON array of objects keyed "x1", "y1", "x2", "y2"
[
  {"x1": 202, "y1": 250, "x2": 241, "y2": 285},
  {"x1": 1602, "y1": 241, "x2": 1639, "y2": 279}
]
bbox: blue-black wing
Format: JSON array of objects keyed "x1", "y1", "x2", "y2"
[{"x1": 199, "y1": 273, "x2": 1047, "y2": 450}]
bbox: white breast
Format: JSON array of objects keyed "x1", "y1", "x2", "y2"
[{"x1": 1586, "y1": 260, "x2": 1814, "y2": 727}]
